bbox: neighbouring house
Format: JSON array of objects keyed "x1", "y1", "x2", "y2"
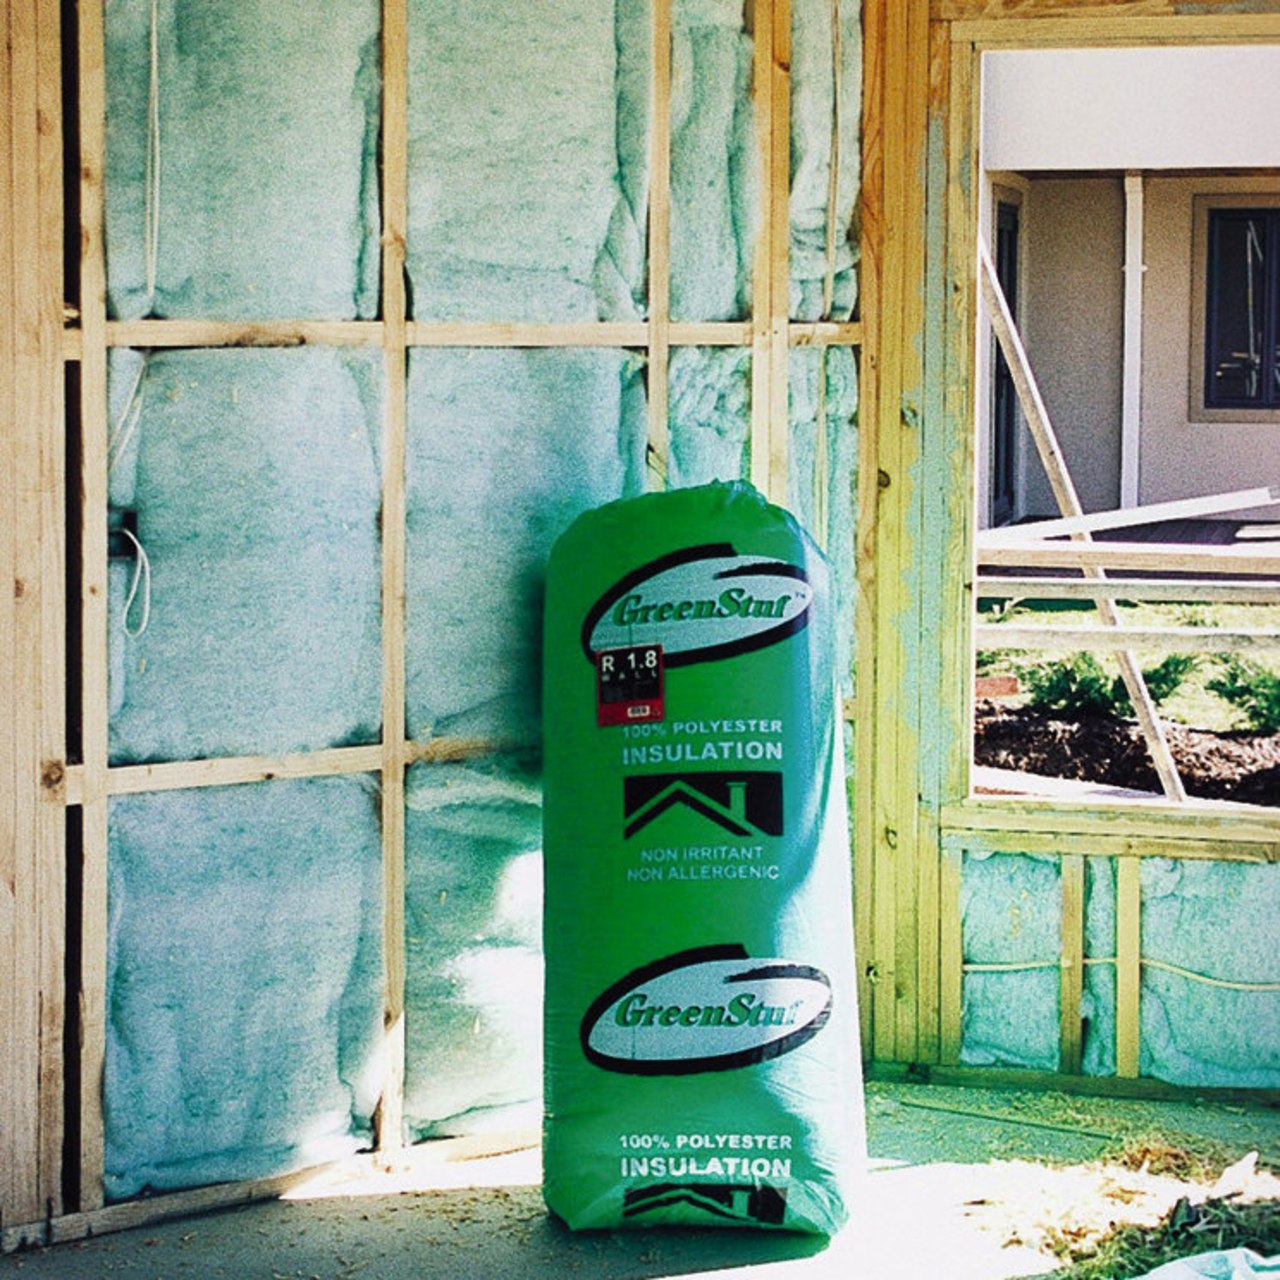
[{"x1": 977, "y1": 45, "x2": 1280, "y2": 527}]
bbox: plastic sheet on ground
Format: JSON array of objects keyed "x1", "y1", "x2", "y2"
[
  {"x1": 1138, "y1": 1251, "x2": 1280, "y2": 1279},
  {"x1": 104, "y1": 777, "x2": 384, "y2": 1199}
]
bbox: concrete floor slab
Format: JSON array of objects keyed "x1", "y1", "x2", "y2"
[{"x1": 3, "y1": 1082, "x2": 1275, "y2": 1280}]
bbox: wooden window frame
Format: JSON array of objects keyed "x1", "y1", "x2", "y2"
[
  {"x1": 936, "y1": 19, "x2": 1280, "y2": 1078},
  {"x1": 858, "y1": 3, "x2": 1280, "y2": 1096}
]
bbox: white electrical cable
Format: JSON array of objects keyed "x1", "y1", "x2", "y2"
[{"x1": 120, "y1": 526, "x2": 152, "y2": 638}]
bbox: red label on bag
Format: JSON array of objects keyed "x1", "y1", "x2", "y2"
[{"x1": 596, "y1": 645, "x2": 664, "y2": 727}]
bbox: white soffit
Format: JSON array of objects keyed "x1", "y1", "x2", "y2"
[{"x1": 983, "y1": 46, "x2": 1280, "y2": 171}]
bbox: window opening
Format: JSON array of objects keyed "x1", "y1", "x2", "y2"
[
  {"x1": 989, "y1": 200, "x2": 1019, "y2": 527},
  {"x1": 974, "y1": 238, "x2": 1280, "y2": 810}
]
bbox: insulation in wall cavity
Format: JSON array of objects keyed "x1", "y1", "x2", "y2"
[
  {"x1": 788, "y1": 345, "x2": 857, "y2": 692},
  {"x1": 406, "y1": 0, "x2": 650, "y2": 322},
  {"x1": 104, "y1": 0, "x2": 381, "y2": 320},
  {"x1": 405, "y1": 349, "x2": 646, "y2": 745},
  {"x1": 403, "y1": 758, "x2": 543, "y2": 1139},
  {"x1": 1080, "y1": 859, "x2": 1280, "y2": 1088},
  {"x1": 962, "y1": 852, "x2": 1280, "y2": 1088},
  {"x1": 959, "y1": 852, "x2": 1061, "y2": 1072},
  {"x1": 1138, "y1": 860, "x2": 1279, "y2": 1086},
  {"x1": 1082, "y1": 857, "x2": 1117, "y2": 1077},
  {"x1": 107, "y1": 348, "x2": 383, "y2": 765},
  {"x1": 669, "y1": 0, "x2": 758, "y2": 322},
  {"x1": 666, "y1": 345, "x2": 752, "y2": 487},
  {"x1": 104, "y1": 777, "x2": 384, "y2": 1199},
  {"x1": 789, "y1": 0, "x2": 861, "y2": 320}
]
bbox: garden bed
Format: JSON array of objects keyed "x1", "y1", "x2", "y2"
[{"x1": 974, "y1": 700, "x2": 1280, "y2": 808}]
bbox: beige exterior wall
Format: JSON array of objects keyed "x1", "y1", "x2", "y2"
[
  {"x1": 1003, "y1": 172, "x2": 1280, "y2": 520},
  {"x1": 1020, "y1": 176, "x2": 1125, "y2": 517},
  {"x1": 1141, "y1": 174, "x2": 1280, "y2": 515}
]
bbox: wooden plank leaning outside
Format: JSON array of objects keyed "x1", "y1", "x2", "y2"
[
  {"x1": 979, "y1": 483, "x2": 1280, "y2": 544},
  {"x1": 977, "y1": 539, "x2": 1280, "y2": 577},
  {"x1": 978, "y1": 238, "x2": 1186, "y2": 802},
  {"x1": 976, "y1": 576, "x2": 1280, "y2": 606}
]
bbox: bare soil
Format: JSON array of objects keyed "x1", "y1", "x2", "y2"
[{"x1": 974, "y1": 700, "x2": 1280, "y2": 807}]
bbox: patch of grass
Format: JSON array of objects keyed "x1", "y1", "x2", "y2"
[{"x1": 1044, "y1": 1196, "x2": 1280, "y2": 1280}]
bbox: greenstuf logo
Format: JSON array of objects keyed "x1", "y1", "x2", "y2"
[
  {"x1": 582, "y1": 545, "x2": 812, "y2": 669},
  {"x1": 611, "y1": 587, "x2": 794, "y2": 627},
  {"x1": 581, "y1": 945, "x2": 832, "y2": 1076}
]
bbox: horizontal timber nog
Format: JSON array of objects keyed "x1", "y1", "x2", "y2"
[{"x1": 542, "y1": 482, "x2": 864, "y2": 1233}]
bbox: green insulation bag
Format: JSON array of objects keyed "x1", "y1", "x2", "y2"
[{"x1": 542, "y1": 482, "x2": 864, "y2": 1234}]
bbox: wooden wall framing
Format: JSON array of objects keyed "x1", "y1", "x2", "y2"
[
  {"x1": 2, "y1": 0, "x2": 864, "y2": 1244},
  {"x1": 7, "y1": 0, "x2": 1280, "y2": 1251}
]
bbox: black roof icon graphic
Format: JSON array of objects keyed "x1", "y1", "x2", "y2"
[{"x1": 623, "y1": 772, "x2": 783, "y2": 840}]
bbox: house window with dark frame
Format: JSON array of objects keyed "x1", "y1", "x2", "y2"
[{"x1": 1204, "y1": 208, "x2": 1280, "y2": 410}]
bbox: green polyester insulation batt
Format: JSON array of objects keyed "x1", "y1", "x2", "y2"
[{"x1": 542, "y1": 483, "x2": 863, "y2": 1234}]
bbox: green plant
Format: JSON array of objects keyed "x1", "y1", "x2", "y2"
[
  {"x1": 975, "y1": 647, "x2": 1007, "y2": 677},
  {"x1": 1137, "y1": 653, "x2": 1199, "y2": 704},
  {"x1": 1107, "y1": 653, "x2": 1199, "y2": 715},
  {"x1": 1207, "y1": 657, "x2": 1280, "y2": 733},
  {"x1": 1024, "y1": 654, "x2": 1121, "y2": 718}
]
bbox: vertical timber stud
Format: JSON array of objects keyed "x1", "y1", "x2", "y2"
[
  {"x1": 1059, "y1": 855, "x2": 1085, "y2": 1076},
  {"x1": 871, "y1": 0, "x2": 930, "y2": 1065},
  {"x1": 78, "y1": 0, "x2": 110, "y2": 1215},
  {"x1": 647, "y1": 0, "x2": 672, "y2": 490},
  {"x1": 913, "y1": 17, "x2": 954, "y2": 1066},
  {"x1": 868, "y1": 0, "x2": 906, "y2": 1064},
  {"x1": 767, "y1": 0, "x2": 790, "y2": 507},
  {"x1": 33, "y1": 0, "x2": 66, "y2": 1217},
  {"x1": 749, "y1": 0, "x2": 774, "y2": 498},
  {"x1": 936, "y1": 23, "x2": 980, "y2": 1071},
  {"x1": 939, "y1": 844, "x2": 964, "y2": 1064},
  {"x1": 892, "y1": 0, "x2": 929, "y2": 1065},
  {"x1": 378, "y1": 0, "x2": 409, "y2": 1157},
  {"x1": 853, "y1": 0, "x2": 883, "y2": 1061},
  {"x1": 0, "y1": 0, "x2": 17, "y2": 1222},
  {"x1": 1116, "y1": 857, "x2": 1142, "y2": 1079},
  {"x1": 4, "y1": 0, "x2": 67, "y2": 1230}
]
